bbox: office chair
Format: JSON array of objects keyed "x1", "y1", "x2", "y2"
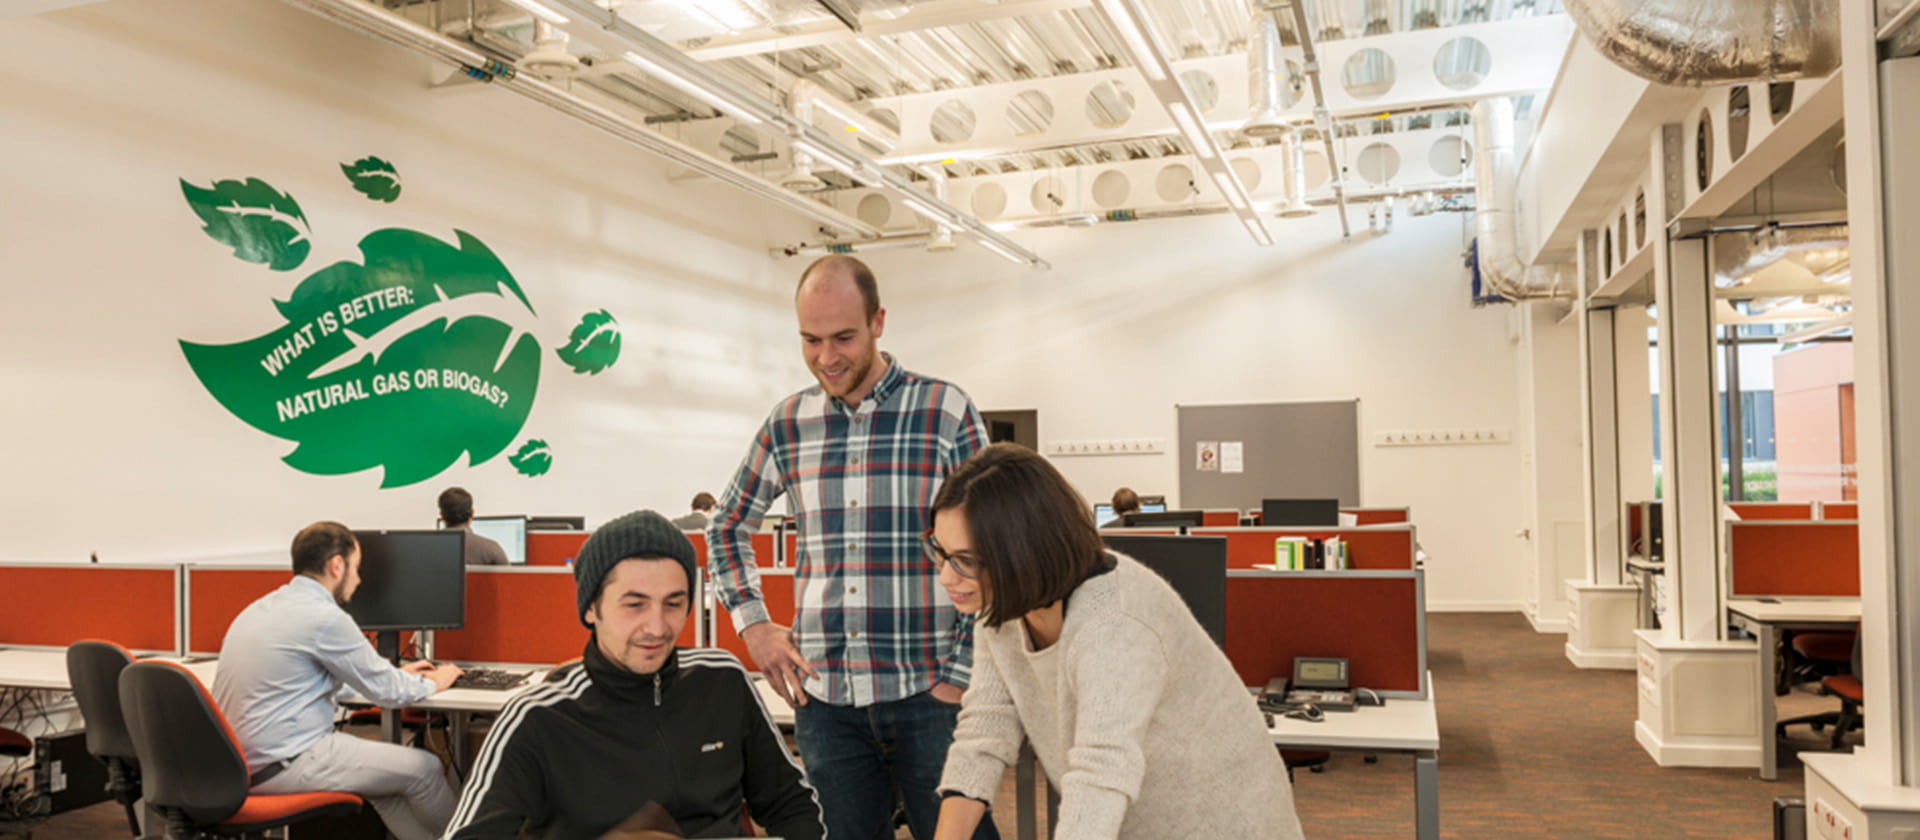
[
  {"x1": 1278, "y1": 749, "x2": 1329, "y2": 780},
  {"x1": 65, "y1": 640, "x2": 144, "y2": 836},
  {"x1": 1786, "y1": 630, "x2": 1856, "y2": 691},
  {"x1": 1778, "y1": 626, "x2": 1865, "y2": 749},
  {"x1": 118, "y1": 661, "x2": 363, "y2": 839}
]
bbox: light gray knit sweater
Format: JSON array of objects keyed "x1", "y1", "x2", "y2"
[{"x1": 940, "y1": 553, "x2": 1306, "y2": 840}]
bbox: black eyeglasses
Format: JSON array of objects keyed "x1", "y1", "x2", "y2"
[{"x1": 921, "y1": 531, "x2": 978, "y2": 580}]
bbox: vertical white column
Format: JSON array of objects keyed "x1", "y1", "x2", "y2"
[
  {"x1": 1578, "y1": 228, "x2": 1624, "y2": 585},
  {"x1": 1648, "y1": 123, "x2": 1723, "y2": 642}
]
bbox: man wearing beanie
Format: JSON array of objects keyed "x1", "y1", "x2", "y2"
[{"x1": 443, "y1": 510, "x2": 825, "y2": 840}]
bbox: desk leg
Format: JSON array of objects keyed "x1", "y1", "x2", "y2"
[
  {"x1": 1757, "y1": 622, "x2": 1778, "y2": 781},
  {"x1": 451, "y1": 711, "x2": 472, "y2": 779},
  {"x1": 1015, "y1": 742, "x2": 1037, "y2": 840},
  {"x1": 381, "y1": 708, "x2": 401, "y2": 744},
  {"x1": 1414, "y1": 751, "x2": 1439, "y2": 840}
]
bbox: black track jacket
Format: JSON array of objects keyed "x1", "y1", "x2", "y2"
[{"x1": 444, "y1": 642, "x2": 825, "y2": 840}]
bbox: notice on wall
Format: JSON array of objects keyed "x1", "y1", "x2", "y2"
[
  {"x1": 1197, "y1": 441, "x2": 1219, "y2": 472},
  {"x1": 1222, "y1": 441, "x2": 1244, "y2": 473}
]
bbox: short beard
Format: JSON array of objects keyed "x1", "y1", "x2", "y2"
[{"x1": 331, "y1": 578, "x2": 351, "y2": 606}]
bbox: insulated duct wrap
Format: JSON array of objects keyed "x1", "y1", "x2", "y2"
[
  {"x1": 1471, "y1": 98, "x2": 1568, "y2": 300},
  {"x1": 1244, "y1": 9, "x2": 1290, "y2": 137},
  {"x1": 1561, "y1": 0, "x2": 1841, "y2": 86},
  {"x1": 1711, "y1": 224, "x2": 1849, "y2": 287}
]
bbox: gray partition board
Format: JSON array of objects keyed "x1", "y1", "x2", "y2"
[{"x1": 1178, "y1": 400, "x2": 1359, "y2": 509}]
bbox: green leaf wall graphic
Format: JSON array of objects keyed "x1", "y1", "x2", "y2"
[
  {"x1": 341, "y1": 157, "x2": 402, "y2": 202},
  {"x1": 556, "y1": 309, "x2": 623, "y2": 374},
  {"x1": 180, "y1": 178, "x2": 312, "y2": 271},
  {"x1": 180, "y1": 229, "x2": 542, "y2": 488},
  {"x1": 510, "y1": 439, "x2": 553, "y2": 476}
]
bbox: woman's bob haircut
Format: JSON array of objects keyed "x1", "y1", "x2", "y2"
[{"x1": 930, "y1": 443, "x2": 1107, "y2": 628}]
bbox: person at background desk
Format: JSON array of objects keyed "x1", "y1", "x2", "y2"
[
  {"x1": 670, "y1": 491, "x2": 717, "y2": 531},
  {"x1": 930, "y1": 444, "x2": 1305, "y2": 840},
  {"x1": 1109, "y1": 487, "x2": 1140, "y2": 523},
  {"x1": 212, "y1": 522, "x2": 465, "y2": 840},
  {"x1": 709, "y1": 254, "x2": 998, "y2": 840},
  {"x1": 439, "y1": 486, "x2": 508, "y2": 566},
  {"x1": 444, "y1": 510, "x2": 823, "y2": 840}
]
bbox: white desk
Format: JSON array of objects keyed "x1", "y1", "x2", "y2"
[
  {"x1": 0, "y1": 649, "x2": 219, "y2": 690},
  {"x1": 1726, "y1": 597, "x2": 1861, "y2": 781},
  {"x1": 1269, "y1": 683, "x2": 1440, "y2": 840}
]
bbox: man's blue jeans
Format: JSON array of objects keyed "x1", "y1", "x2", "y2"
[{"x1": 793, "y1": 690, "x2": 1001, "y2": 840}]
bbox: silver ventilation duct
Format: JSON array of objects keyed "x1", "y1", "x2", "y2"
[
  {"x1": 1278, "y1": 130, "x2": 1315, "y2": 218},
  {"x1": 1471, "y1": 98, "x2": 1570, "y2": 300},
  {"x1": 1561, "y1": 0, "x2": 1841, "y2": 86},
  {"x1": 1711, "y1": 223, "x2": 1849, "y2": 288},
  {"x1": 1244, "y1": 8, "x2": 1291, "y2": 138}
]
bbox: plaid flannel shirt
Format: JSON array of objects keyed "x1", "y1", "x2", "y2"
[{"x1": 708, "y1": 356, "x2": 988, "y2": 707}]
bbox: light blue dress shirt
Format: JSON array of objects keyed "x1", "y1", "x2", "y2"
[{"x1": 210, "y1": 575, "x2": 436, "y2": 772}]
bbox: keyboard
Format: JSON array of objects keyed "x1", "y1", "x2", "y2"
[{"x1": 450, "y1": 668, "x2": 531, "y2": 691}]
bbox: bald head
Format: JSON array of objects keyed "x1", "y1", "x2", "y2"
[{"x1": 798, "y1": 255, "x2": 880, "y2": 322}]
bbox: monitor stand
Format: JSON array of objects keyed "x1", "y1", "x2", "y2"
[{"x1": 374, "y1": 630, "x2": 403, "y2": 743}]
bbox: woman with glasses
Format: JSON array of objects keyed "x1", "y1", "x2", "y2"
[{"x1": 925, "y1": 443, "x2": 1304, "y2": 840}]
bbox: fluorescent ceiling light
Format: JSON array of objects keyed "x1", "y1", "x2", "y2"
[
  {"x1": 790, "y1": 138, "x2": 878, "y2": 186},
  {"x1": 898, "y1": 194, "x2": 950, "y2": 223},
  {"x1": 1095, "y1": 0, "x2": 1169, "y2": 82},
  {"x1": 978, "y1": 236, "x2": 1032, "y2": 266},
  {"x1": 620, "y1": 51, "x2": 764, "y2": 125},
  {"x1": 1241, "y1": 215, "x2": 1273, "y2": 247},
  {"x1": 1781, "y1": 316, "x2": 1853, "y2": 344},
  {"x1": 501, "y1": 0, "x2": 569, "y2": 24}
]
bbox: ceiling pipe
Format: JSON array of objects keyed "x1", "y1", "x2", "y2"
[
  {"x1": 1278, "y1": 0, "x2": 1351, "y2": 239},
  {"x1": 542, "y1": 0, "x2": 1048, "y2": 268},
  {"x1": 1560, "y1": 0, "x2": 1841, "y2": 86},
  {"x1": 1243, "y1": 9, "x2": 1292, "y2": 138},
  {"x1": 1710, "y1": 223, "x2": 1849, "y2": 288},
  {"x1": 280, "y1": 0, "x2": 881, "y2": 239},
  {"x1": 1277, "y1": 129, "x2": 1315, "y2": 218},
  {"x1": 1470, "y1": 97, "x2": 1571, "y2": 300}
]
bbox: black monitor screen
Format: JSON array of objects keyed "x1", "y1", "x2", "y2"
[
  {"x1": 1122, "y1": 510, "x2": 1204, "y2": 527},
  {"x1": 1261, "y1": 498, "x2": 1340, "y2": 527},
  {"x1": 527, "y1": 516, "x2": 587, "y2": 531},
  {"x1": 1101, "y1": 535, "x2": 1226, "y2": 648},
  {"x1": 347, "y1": 530, "x2": 465, "y2": 631}
]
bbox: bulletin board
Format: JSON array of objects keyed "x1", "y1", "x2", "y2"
[{"x1": 1177, "y1": 400, "x2": 1360, "y2": 509}]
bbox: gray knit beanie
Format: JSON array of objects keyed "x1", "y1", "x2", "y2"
[{"x1": 573, "y1": 510, "x2": 697, "y2": 627}]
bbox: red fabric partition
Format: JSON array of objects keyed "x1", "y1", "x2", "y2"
[
  {"x1": 526, "y1": 532, "x2": 588, "y2": 566},
  {"x1": 0, "y1": 566, "x2": 176, "y2": 652},
  {"x1": 1190, "y1": 527, "x2": 1415, "y2": 570},
  {"x1": 1201, "y1": 510, "x2": 1241, "y2": 527},
  {"x1": 1823, "y1": 503, "x2": 1859, "y2": 520},
  {"x1": 1224, "y1": 572, "x2": 1422, "y2": 692},
  {"x1": 1342, "y1": 508, "x2": 1411, "y2": 525},
  {"x1": 1728, "y1": 522, "x2": 1860, "y2": 597},
  {"x1": 431, "y1": 568, "x2": 701, "y2": 664},
  {"x1": 709, "y1": 571, "x2": 796, "y2": 668},
  {"x1": 686, "y1": 531, "x2": 708, "y2": 567},
  {"x1": 187, "y1": 568, "x2": 288, "y2": 653},
  {"x1": 1729, "y1": 502, "x2": 1815, "y2": 521}
]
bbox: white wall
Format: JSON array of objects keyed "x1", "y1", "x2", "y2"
[
  {"x1": 0, "y1": 0, "x2": 814, "y2": 562},
  {"x1": 863, "y1": 210, "x2": 1532, "y2": 610},
  {"x1": 1519, "y1": 302, "x2": 1588, "y2": 628}
]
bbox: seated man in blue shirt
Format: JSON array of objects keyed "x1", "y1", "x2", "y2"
[
  {"x1": 444, "y1": 510, "x2": 823, "y2": 840},
  {"x1": 211, "y1": 522, "x2": 466, "y2": 840}
]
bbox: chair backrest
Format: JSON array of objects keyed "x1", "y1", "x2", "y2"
[
  {"x1": 66, "y1": 640, "x2": 138, "y2": 762},
  {"x1": 118, "y1": 661, "x2": 250, "y2": 826}
]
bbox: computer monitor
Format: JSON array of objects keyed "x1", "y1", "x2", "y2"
[
  {"x1": 467, "y1": 515, "x2": 528, "y2": 566},
  {"x1": 1100, "y1": 534, "x2": 1226, "y2": 648},
  {"x1": 1260, "y1": 498, "x2": 1340, "y2": 527},
  {"x1": 1094, "y1": 502, "x2": 1166, "y2": 528},
  {"x1": 526, "y1": 516, "x2": 587, "y2": 531},
  {"x1": 346, "y1": 530, "x2": 465, "y2": 631},
  {"x1": 1137, "y1": 494, "x2": 1166, "y2": 506},
  {"x1": 1122, "y1": 509, "x2": 1203, "y2": 527}
]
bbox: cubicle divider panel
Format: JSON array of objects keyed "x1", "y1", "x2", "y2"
[
  {"x1": 708, "y1": 569, "x2": 796, "y2": 667},
  {"x1": 1224, "y1": 570, "x2": 1426, "y2": 697},
  {"x1": 1201, "y1": 510, "x2": 1241, "y2": 527},
  {"x1": 432, "y1": 567, "x2": 701, "y2": 664},
  {"x1": 1727, "y1": 521, "x2": 1861, "y2": 597},
  {"x1": 783, "y1": 531, "x2": 795, "y2": 568},
  {"x1": 185, "y1": 566, "x2": 288, "y2": 654},
  {"x1": 1190, "y1": 527, "x2": 1416, "y2": 570},
  {"x1": 1821, "y1": 503, "x2": 1859, "y2": 520},
  {"x1": 1342, "y1": 508, "x2": 1412, "y2": 525},
  {"x1": 0, "y1": 564, "x2": 178, "y2": 653},
  {"x1": 1727, "y1": 502, "x2": 1816, "y2": 520},
  {"x1": 686, "y1": 532, "x2": 708, "y2": 567},
  {"x1": 527, "y1": 532, "x2": 588, "y2": 566},
  {"x1": 1099, "y1": 528, "x2": 1181, "y2": 539}
]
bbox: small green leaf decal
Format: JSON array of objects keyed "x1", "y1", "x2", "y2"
[
  {"x1": 509, "y1": 439, "x2": 553, "y2": 477},
  {"x1": 180, "y1": 177, "x2": 312, "y2": 271},
  {"x1": 341, "y1": 157, "x2": 402, "y2": 202},
  {"x1": 556, "y1": 309, "x2": 622, "y2": 375}
]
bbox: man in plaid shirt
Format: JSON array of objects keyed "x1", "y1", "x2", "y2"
[{"x1": 709, "y1": 255, "x2": 998, "y2": 840}]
